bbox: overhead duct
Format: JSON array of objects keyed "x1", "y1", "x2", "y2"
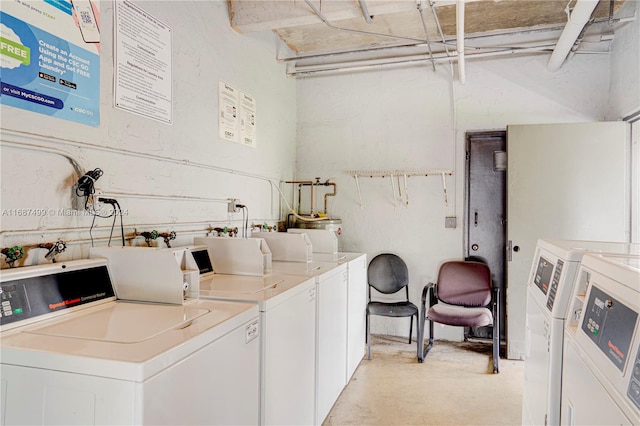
[{"x1": 547, "y1": 0, "x2": 599, "y2": 72}]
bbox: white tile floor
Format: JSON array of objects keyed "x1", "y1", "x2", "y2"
[{"x1": 324, "y1": 335, "x2": 524, "y2": 425}]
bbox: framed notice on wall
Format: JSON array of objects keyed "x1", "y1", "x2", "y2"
[
  {"x1": 114, "y1": 0, "x2": 172, "y2": 124},
  {"x1": 218, "y1": 80, "x2": 256, "y2": 148}
]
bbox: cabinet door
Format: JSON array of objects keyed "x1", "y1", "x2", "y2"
[{"x1": 507, "y1": 122, "x2": 629, "y2": 360}]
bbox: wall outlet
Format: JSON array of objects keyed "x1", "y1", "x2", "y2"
[
  {"x1": 445, "y1": 216, "x2": 457, "y2": 228},
  {"x1": 92, "y1": 190, "x2": 105, "y2": 213},
  {"x1": 92, "y1": 191, "x2": 119, "y2": 216},
  {"x1": 228, "y1": 198, "x2": 240, "y2": 213}
]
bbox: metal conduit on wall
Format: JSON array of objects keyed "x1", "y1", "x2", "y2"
[
  {"x1": 0, "y1": 128, "x2": 282, "y2": 212},
  {"x1": 0, "y1": 129, "x2": 285, "y2": 255}
]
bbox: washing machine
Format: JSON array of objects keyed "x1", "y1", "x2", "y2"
[
  {"x1": 268, "y1": 229, "x2": 367, "y2": 383},
  {"x1": 312, "y1": 251, "x2": 366, "y2": 383},
  {"x1": 270, "y1": 259, "x2": 348, "y2": 425},
  {"x1": 561, "y1": 253, "x2": 640, "y2": 425},
  {"x1": 522, "y1": 239, "x2": 640, "y2": 426},
  {"x1": 0, "y1": 258, "x2": 261, "y2": 425},
  {"x1": 197, "y1": 269, "x2": 317, "y2": 426}
]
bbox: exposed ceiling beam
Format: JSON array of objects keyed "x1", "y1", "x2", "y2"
[{"x1": 229, "y1": 0, "x2": 421, "y2": 33}]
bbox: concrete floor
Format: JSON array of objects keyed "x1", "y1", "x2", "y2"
[{"x1": 324, "y1": 335, "x2": 524, "y2": 425}]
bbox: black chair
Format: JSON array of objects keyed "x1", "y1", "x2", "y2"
[
  {"x1": 417, "y1": 260, "x2": 500, "y2": 373},
  {"x1": 366, "y1": 253, "x2": 418, "y2": 360}
]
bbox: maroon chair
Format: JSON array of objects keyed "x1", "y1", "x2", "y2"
[{"x1": 417, "y1": 261, "x2": 500, "y2": 373}]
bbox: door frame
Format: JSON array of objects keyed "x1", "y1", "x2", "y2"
[{"x1": 464, "y1": 129, "x2": 507, "y2": 343}]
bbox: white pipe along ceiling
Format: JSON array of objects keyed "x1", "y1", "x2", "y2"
[{"x1": 547, "y1": 0, "x2": 600, "y2": 72}]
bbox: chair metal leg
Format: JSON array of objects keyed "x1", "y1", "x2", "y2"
[
  {"x1": 423, "y1": 320, "x2": 435, "y2": 360},
  {"x1": 418, "y1": 315, "x2": 434, "y2": 363},
  {"x1": 492, "y1": 288, "x2": 500, "y2": 374},
  {"x1": 408, "y1": 314, "x2": 414, "y2": 344},
  {"x1": 366, "y1": 310, "x2": 371, "y2": 360}
]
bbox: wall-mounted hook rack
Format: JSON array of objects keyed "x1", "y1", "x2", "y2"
[{"x1": 346, "y1": 169, "x2": 453, "y2": 209}]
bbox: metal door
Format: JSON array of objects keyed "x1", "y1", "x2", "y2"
[{"x1": 465, "y1": 131, "x2": 506, "y2": 342}]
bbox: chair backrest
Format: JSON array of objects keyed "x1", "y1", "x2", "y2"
[
  {"x1": 436, "y1": 261, "x2": 492, "y2": 307},
  {"x1": 368, "y1": 253, "x2": 409, "y2": 295}
]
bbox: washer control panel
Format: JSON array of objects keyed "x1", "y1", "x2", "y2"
[
  {"x1": 546, "y1": 259, "x2": 564, "y2": 311},
  {"x1": 533, "y1": 256, "x2": 553, "y2": 295},
  {"x1": 581, "y1": 285, "x2": 638, "y2": 372},
  {"x1": 1, "y1": 265, "x2": 114, "y2": 326},
  {"x1": 628, "y1": 341, "x2": 640, "y2": 411}
]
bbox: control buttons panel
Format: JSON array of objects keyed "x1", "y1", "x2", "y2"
[
  {"x1": 546, "y1": 259, "x2": 563, "y2": 311},
  {"x1": 582, "y1": 285, "x2": 638, "y2": 372},
  {"x1": 533, "y1": 256, "x2": 553, "y2": 295},
  {"x1": 0, "y1": 266, "x2": 115, "y2": 327},
  {"x1": 628, "y1": 342, "x2": 640, "y2": 411},
  {"x1": 0, "y1": 283, "x2": 27, "y2": 320}
]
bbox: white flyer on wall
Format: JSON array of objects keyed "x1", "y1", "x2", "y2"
[
  {"x1": 114, "y1": 0, "x2": 172, "y2": 124},
  {"x1": 239, "y1": 91, "x2": 256, "y2": 148},
  {"x1": 219, "y1": 80, "x2": 238, "y2": 142}
]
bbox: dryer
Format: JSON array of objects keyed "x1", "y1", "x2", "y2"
[
  {"x1": 561, "y1": 253, "x2": 640, "y2": 425},
  {"x1": 522, "y1": 239, "x2": 640, "y2": 426},
  {"x1": 0, "y1": 259, "x2": 260, "y2": 425}
]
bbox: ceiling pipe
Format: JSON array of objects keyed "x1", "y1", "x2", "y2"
[
  {"x1": 358, "y1": 0, "x2": 373, "y2": 24},
  {"x1": 417, "y1": 1, "x2": 436, "y2": 71},
  {"x1": 290, "y1": 45, "x2": 559, "y2": 77},
  {"x1": 547, "y1": 0, "x2": 599, "y2": 72},
  {"x1": 456, "y1": 0, "x2": 465, "y2": 84}
]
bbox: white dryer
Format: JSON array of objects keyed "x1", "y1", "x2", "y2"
[
  {"x1": 0, "y1": 259, "x2": 260, "y2": 425},
  {"x1": 197, "y1": 271, "x2": 317, "y2": 426},
  {"x1": 522, "y1": 239, "x2": 640, "y2": 426},
  {"x1": 270, "y1": 260, "x2": 348, "y2": 425},
  {"x1": 561, "y1": 253, "x2": 640, "y2": 425}
]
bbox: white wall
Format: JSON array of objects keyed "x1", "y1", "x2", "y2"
[
  {"x1": 0, "y1": 1, "x2": 296, "y2": 264},
  {"x1": 296, "y1": 51, "x2": 613, "y2": 342},
  {"x1": 609, "y1": 0, "x2": 640, "y2": 119}
]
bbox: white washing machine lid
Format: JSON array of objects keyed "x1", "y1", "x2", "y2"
[
  {"x1": 199, "y1": 273, "x2": 315, "y2": 310},
  {"x1": 581, "y1": 253, "x2": 640, "y2": 288},
  {"x1": 1, "y1": 299, "x2": 258, "y2": 382},
  {"x1": 539, "y1": 239, "x2": 640, "y2": 261},
  {"x1": 271, "y1": 260, "x2": 346, "y2": 281},
  {"x1": 312, "y1": 252, "x2": 365, "y2": 264},
  {"x1": 25, "y1": 301, "x2": 209, "y2": 343}
]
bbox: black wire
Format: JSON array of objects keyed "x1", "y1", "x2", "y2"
[
  {"x1": 115, "y1": 200, "x2": 125, "y2": 246},
  {"x1": 89, "y1": 213, "x2": 97, "y2": 247},
  {"x1": 76, "y1": 168, "x2": 103, "y2": 197},
  {"x1": 107, "y1": 210, "x2": 117, "y2": 246},
  {"x1": 246, "y1": 206, "x2": 249, "y2": 237},
  {"x1": 76, "y1": 168, "x2": 104, "y2": 211}
]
